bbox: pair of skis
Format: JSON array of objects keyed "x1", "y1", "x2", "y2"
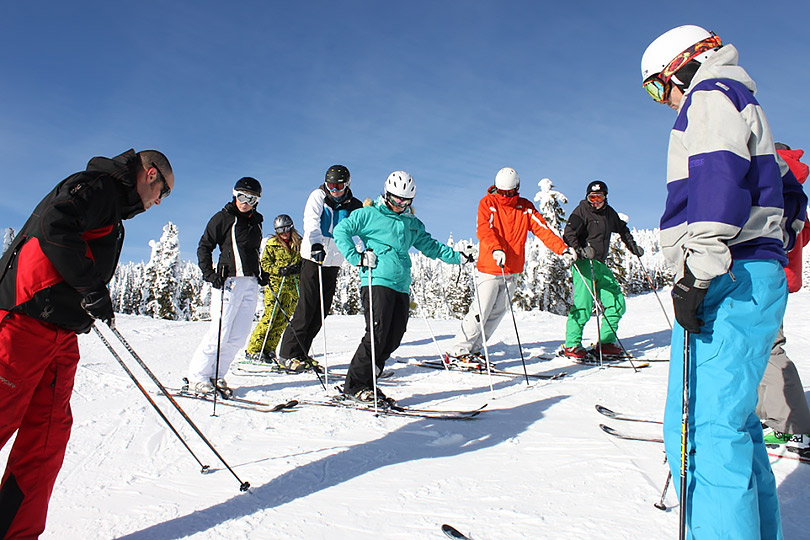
[
  {"x1": 415, "y1": 359, "x2": 566, "y2": 380},
  {"x1": 596, "y1": 404, "x2": 810, "y2": 464}
]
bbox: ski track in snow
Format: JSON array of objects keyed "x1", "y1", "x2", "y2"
[{"x1": 2, "y1": 289, "x2": 809, "y2": 539}]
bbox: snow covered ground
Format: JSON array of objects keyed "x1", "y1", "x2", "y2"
[{"x1": 6, "y1": 289, "x2": 810, "y2": 539}]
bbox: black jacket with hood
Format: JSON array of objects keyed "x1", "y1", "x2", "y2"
[
  {"x1": 197, "y1": 201, "x2": 263, "y2": 281},
  {"x1": 0, "y1": 149, "x2": 145, "y2": 333},
  {"x1": 563, "y1": 199, "x2": 639, "y2": 262}
]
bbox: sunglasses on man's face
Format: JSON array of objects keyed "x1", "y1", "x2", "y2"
[{"x1": 151, "y1": 162, "x2": 171, "y2": 200}]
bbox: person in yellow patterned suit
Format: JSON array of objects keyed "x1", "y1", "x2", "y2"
[{"x1": 245, "y1": 214, "x2": 302, "y2": 368}]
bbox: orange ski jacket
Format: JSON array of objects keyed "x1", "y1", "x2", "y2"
[{"x1": 476, "y1": 187, "x2": 566, "y2": 275}]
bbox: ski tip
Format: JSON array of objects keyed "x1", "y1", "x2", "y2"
[
  {"x1": 441, "y1": 523, "x2": 469, "y2": 539},
  {"x1": 595, "y1": 404, "x2": 616, "y2": 417}
]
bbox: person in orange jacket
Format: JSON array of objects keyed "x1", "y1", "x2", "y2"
[
  {"x1": 446, "y1": 167, "x2": 574, "y2": 368},
  {"x1": 756, "y1": 142, "x2": 810, "y2": 453}
]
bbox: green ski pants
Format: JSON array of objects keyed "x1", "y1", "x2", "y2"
[
  {"x1": 246, "y1": 280, "x2": 299, "y2": 355},
  {"x1": 565, "y1": 259, "x2": 625, "y2": 347}
]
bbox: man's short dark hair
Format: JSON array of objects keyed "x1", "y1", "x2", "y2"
[{"x1": 138, "y1": 150, "x2": 172, "y2": 178}]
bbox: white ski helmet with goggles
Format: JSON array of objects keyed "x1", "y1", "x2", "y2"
[
  {"x1": 385, "y1": 171, "x2": 416, "y2": 198},
  {"x1": 641, "y1": 25, "x2": 722, "y2": 102},
  {"x1": 494, "y1": 167, "x2": 520, "y2": 191}
]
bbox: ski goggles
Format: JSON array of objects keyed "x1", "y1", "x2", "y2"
[
  {"x1": 326, "y1": 181, "x2": 347, "y2": 193},
  {"x1": 587, "y1": 193, "x2": 606, "y2": 203},
  {"x1": 642, "y1": 34, "x2": 722, "y2": 103},
  {"x1": 497, "y1": 188, "x2": 519, "y2": 198},
  {"x1": 386, "y1": 192, "x2": 413, "y2": 208},
  {"x1": 233, "y1": 189, "x2": 260, "y2": 206},
  {"x1": 152, "y1": 162, "x2": 171, "y2": 200}
]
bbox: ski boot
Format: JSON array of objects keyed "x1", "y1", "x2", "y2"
[{"x1": 210, "y1": 377, "x2": 234, "y2": 398}]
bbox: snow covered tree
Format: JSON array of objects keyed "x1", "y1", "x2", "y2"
[
  {"x1": 2, "y1": 228, "x2": 14, "y2": 256},
  {"x1": 141, "y1": 222, "x2": 182, "y2": 320}
]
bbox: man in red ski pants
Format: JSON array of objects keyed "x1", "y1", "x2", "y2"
[{"x1": 0, "y1": 149, "x2": 174, "y2": 539}]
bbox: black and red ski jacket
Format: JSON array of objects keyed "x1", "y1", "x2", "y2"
[{"x1": 0, "y1": 150, "x2": 146, "y2": 333}]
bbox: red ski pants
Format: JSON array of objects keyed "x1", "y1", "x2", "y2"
[{"x1": 0, "y1": 311, "x2": 79, "y2": 540}]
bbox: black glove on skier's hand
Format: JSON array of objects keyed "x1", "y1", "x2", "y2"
[
  {"x1": 576, "y1": 246, "x2": 596, "y2": 259},
  {"x1": 672, "y1": 265, "x2": 709, "y2": 334},
  {"x1": 311, "y1": 243, "x2": 326, "y2": 264},
  {"x1": 279, "y1": 262, "x2": 301, "y2": 276},
  {"x1": 628, "y1": 243, "x2": 644, "y2": 257},
  {"x1": 257, "y1": 271, "x2": 270, "y2": 286},
  {"x1": 203, "y1": 271, "x2": 225, "y2": 289},
  {"x1": 81, "y1": 285, "x2": 115, "y2": 328}
]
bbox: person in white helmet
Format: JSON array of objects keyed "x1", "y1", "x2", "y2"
[
  {"x1": 333, "y1": 171, "x2": 473, "y2": 404},
  {"x1": 641, "y1": 25, "x2": 806, "y2": 539},
  {"x1": 446, "y1": 167, "x2": 572, "y2": 369}
]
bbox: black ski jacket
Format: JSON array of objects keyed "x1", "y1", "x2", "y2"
[
  {"x1": 0, "y1": 150, "x2": 145, "y2": 333},
  {"x1": 563, "y1": 199, "x2": 639, "y2": 262},
  {"x1": 197, "y1": 202, "x2": 263, "y2": 280}
]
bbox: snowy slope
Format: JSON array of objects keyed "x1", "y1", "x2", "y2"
[{"x1": 6, "y1": 289, "x2": 810, "y2": 540}]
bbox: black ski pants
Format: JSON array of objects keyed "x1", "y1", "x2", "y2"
[
  {"x1": 278, "y1": 259, "x2": 339, "y2": 360},
  {"x1": 343, "y1": 285, "x2": 410, "y2": 395}
]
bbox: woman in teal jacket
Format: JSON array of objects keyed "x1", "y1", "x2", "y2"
[{"x1": 333, "y1": 171, "x2": 471, "y2": 403}]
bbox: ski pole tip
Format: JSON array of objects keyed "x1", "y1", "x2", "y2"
[
  {"x1": 239, "y1": 481, "x2": 251, "y2": 492},
  {"x1": 200, "y1": 465, "x2": 211, "y2": 474},
  {"x1": 653, "y1": 501, "x2": 667, "y2": 511}
]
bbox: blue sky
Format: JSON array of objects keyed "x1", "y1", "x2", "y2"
[{"x1": 2, "y1": 1, "x2": 808, "y2": 263}]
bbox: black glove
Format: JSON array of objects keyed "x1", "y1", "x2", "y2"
[
  {"x1": 204, "y1": 272, "x2": 226, "y2": 289},
  {"x1": 311, "y1": 243, "x2": 325, "y2": 264},
  {"x1": 672, "y1": 265, "x2": 709, "y2": 334},
  {"x1": 279, "y1": 262, "x2": 301, "y2": 276},
  {"x1": 81, "y1": 285, "x2": 114, "y2": 327},
  {"x1": 628, "y1": 243, "x2": 644, "y2": 257},
  {"x1": 257, "y1": 271, "x2": 270, "y2": 286},
  {"x1": 576, "y1": 246, "x2": 596, "y2": 259}
]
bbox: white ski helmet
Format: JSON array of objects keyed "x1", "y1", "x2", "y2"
[
  {"x1": 494, "y1": 167, "x2": 520, "y2": 190},
  {"x1": 641, "y1": 25, "x2": 719, "y2": 83},
  {"x1": 385, "y1": 171, "x2": 416, "y2": 198}
]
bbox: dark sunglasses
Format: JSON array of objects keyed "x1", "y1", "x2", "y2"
[{"x1": 151, "y1": 162, "x2": 171, "y2": 200}]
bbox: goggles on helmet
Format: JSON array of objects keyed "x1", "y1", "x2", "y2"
[
  {"x1": 385, "y1": 192, "x2": 413, "y2": 209},
  {"x1": 233, "y1": 189, "x2": 260, "y2": 206},
  {"x1": 326, "y1": 181, "x2": 347, "y2": 193},
  {"x1": 642, "y1": 34, "x2": 722, "y2": 104},
  {"x1": 587, "y1": 193, "x2": 606, "y2": 203},
  {"x1": 497, "y1": 188, "x2": 519, "y2": 198}
]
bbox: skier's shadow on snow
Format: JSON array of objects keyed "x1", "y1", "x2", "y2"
[{"x1": 115, "y1": 395, "x2": 566, "y2": 540}]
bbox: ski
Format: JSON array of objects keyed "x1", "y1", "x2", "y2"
[
  {"x1": 442, "y1": 523, "x2": 471, "y2": 539},
  {"x1": 162, "y1": 387, "x2": 297, "y2": 412},
  {"x1": 294, "y1": 397, "x2": 485, "y2": 420},
  {"x1": 599, "y1": 423, "x2": 663, "y2": 443},
  {"x1": 416, "y1": 360, "x2": 566, "y2": 380},
  {"x1": 595, "y1": 404, "x2": 663, "y2": 425},
  {"x1": 767, "y1": 450, "x2": 810, "y2": 464}
]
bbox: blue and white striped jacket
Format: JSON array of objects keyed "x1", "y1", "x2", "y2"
[{"x1": 660, "y1": 44, "x2": 806, "y2": 283}]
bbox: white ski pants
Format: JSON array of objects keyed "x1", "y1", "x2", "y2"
[
  {"x1": 450, "y1": 271, "x2": 517, "y2": 357},
  {"x1": 188, "y1": 276, "x2": 258, "y2": 383}
]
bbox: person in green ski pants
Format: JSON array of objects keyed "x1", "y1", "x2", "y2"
[{"x1": 562, "y1": 180, "x2": 643, "y2": 360}]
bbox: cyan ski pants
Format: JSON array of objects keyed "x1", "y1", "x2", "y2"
[
  {"x1": 565, "y1": 259, "x2": 625, "y2": 347},
  {"x1": 664, "y1": 259, "x2": 787, "y2": 540}
]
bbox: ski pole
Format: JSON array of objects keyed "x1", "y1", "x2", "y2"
[
  {"x1": 470, "y1": 265, "x2": 494, "y2": 392},
  {"x1": 655, "y1": 469, "x2": 671, "y2": 511},
  {"x1": 499, "y1": 266, "x2": 529, "y2": 385},
  {"x1": 105, "y1": 325, "x2": 250, "y2": 491},
  {"x1": 256, "y1": 275, "x2": 286, "y2": 360},
  {"x1": 92, "y1": 325, "x2": 211, "y2": 474},
  {"x1": 571, "y1": 262, "x2": 638, "y2": 373},
  {"x1": 679, "y1": 328, "x2": 691, "y2": 539},
  {"x1": 589, "y1": 260, "x2": 604, "y2": 368},
  {"x1": 317, "y1": 264, "x2": 330, "y2": 386},
  {"x1": 265, "y1": 282, "x2": 327, "y2": 391},
  {"x1": 366, "y1": 250, "x2": 380, "y2": 415},
  {"x1": 212, "y1": 265, "x2": 228, "y2": 417},
  {"x1": 637, "y1": 256, "x2": 673, "y2": 330}
]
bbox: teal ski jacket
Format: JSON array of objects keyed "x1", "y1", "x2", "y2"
[{"x1": 333, "y1": 197, "x2": 460, "y2": 293}]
